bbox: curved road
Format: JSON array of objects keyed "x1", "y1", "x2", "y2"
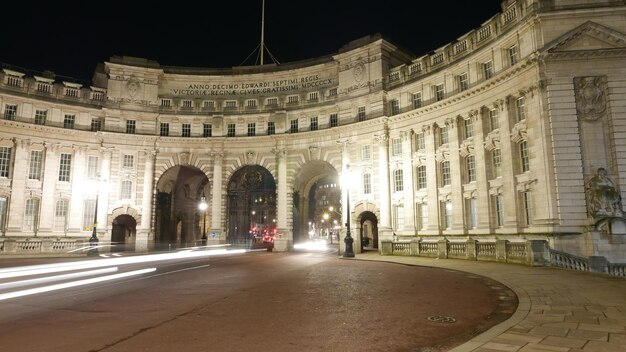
[{"x1": 0, "y1": 249, "x2": 516, "y2": 352}]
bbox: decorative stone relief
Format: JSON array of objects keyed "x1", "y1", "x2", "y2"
[
  {"x1": 245, "y1": 151, "x2": 257, "y2": 164},
  {"x1": 126, "y1": 76, "x2": 142, "y2": 100},
  {"x1": 308, "y1": 146, "x2": 320, "y2": 161},
  {"x1": 586, "y1": 167, "x2": 623, "y2": 218},
  {"x1": 179, "y1": 152, "x2": 190, "y2": 165},
  {"x1": 484, "y1": 132, "x2": 500, "y2": 151},
  {"x1": 574, "y1": 76, "x2": 607, "y2": 121}
]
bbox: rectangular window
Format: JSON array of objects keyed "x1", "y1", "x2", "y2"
[
  {"x1": 248, "y1": 123, "x2": 256, "y2": 136},
  {"x1": 65, "y1": 88, "x2": 79, "y2": 98},
  {"x1": 182, "y1": 100, "x2": 193, "y2": 108},
  {"x1": 483, "y1": 61, "x2": 493, "y2": 80},
  {"x1": 495, "y1": 195, "x2": 504, "y2": 227},
  {"x1": 329, "y1": 113, "x2": 338, "y2": 127},
  {"x1": 466, "y1": 155, "x2": 476, "y2": 182},
  {"x1": 523, "y1": 191, "x2": 533, "y2": 226},
  {"x1": 54, "y1": 199, "x2": 69, "y2": 232},
  {"x1": 464, "y1": 118, "x2": 473, "y2": 139},
  {"x1": 516, "y1": 96, "x2": 526, "y2": 121},
  {"x1": 227, "y1": 123, "x2": 236, "y2": 137},
  {"x1": 0, "y1": 147, "x2": 12, "y2": 178},
  {"x1": 419, "y1": 202, "x2": 428, "y2": 230},
  {"x1": 28, "y1": 150, "x2": 43, "y2": 180},
  {"x1": 441, "y1": 161, "x2": 451, "y2": 186},
  {"x1": 468, "y1": 198, "x2": 478, "y2": 229},
  {"x1": 24, "y1": 198, "x2": 40, "y2": 232},
  {"x1": 126, "y1": 120, "x2": 136, "y2": 134},
  {"x1": 58, "y1": 153, "x2": 71, "y2": 182},
  {"x1": 458, "y1": 73, "x2": 469, "y2": 91},
  {"x1": 443, "y1": 201, "x2": 452, "y2": 229},
  {"x1": 328, "y1": 88, "x2": 337, "y2": 96},
  {"x1": 225, "y1": 100, "x2": 237, "y2": 108},
  {"x1": 161, "y1": 99, "x2": 172, "y2": 107},
  {"x1": 63, "y1": 114, "x2": 75, "y2": 129},
  {"x1": 393, "y1": 205, "x2": 404, "y2": 232},
  {"x1": 308, "y1": 92, "x2": 318, "y2": 101},
  {"x1": 357, "y1": 106, "x2": 366, "y2": 121},
  {"x1": 267, "y1": 121, "x2": 275, "y2": 135},
  {"x1": 266, "y1": 97, "x2": 278, "y2": 106},
  {"x1": 37, "y1": 82, "x2": 51, "y2": 93},
  {"x1": 120, "y1": 180, "x2": 133, "y2": 200},
  {"x1": 83, "y1": 199, "x2": 96, "y2": 231},
  {"x1": 203, "y1": 101, "x2": 215, "y2": 108},
  {"x1": 87, "y1": 156, "x2": 99, "y2": 180},
  {"x1": 290, "y1": 119, "x2": 298, "y2": 133},
  {"x1": 361, "y1": 145, "x2": 371, "y2": 161},
  {"x1": 160, "y1": 122, "x2": 170, "y2": 136},
  {"x1": 363, "y1": 173, "x2": 372, "y2": 195},
  {"x1": 390, "y1": 99, "x2": 400, "y2": 115},
  {"x1": 123, "y1": 155, "x2": 134, "y2": 168},
  {"x1": 416, "y1": 132, "x2": 425, "y2": 150},
  {"x1": 91, "y1": 118, "x2": 101, "y2": 132},
  {"x1": 287, "y1": 96, "x2": 299, "y2": 104},
  {"x1": 434, "y1": 84, "x2": 445, "y2": 101},
  {"x1": 247, "y1": 99, "x2": 257, "y2": 108},
  {"x1": 310, "y1": 117, "x2": 318, "y2": 131},
  {"x1": 0, "y1": 197, "x2": 7, "y2": 231},
  {"x1": 509, "y1": 44, "x2": 518, "y2": 66},
  {"x1": 391, "y1": 138, "x2": 402, "y2": 156},
  {"x1": 493, "y1": 149, "x2": 502, "y2": 178},
  {"x1": 394, "y1": 169, "x2": 404, "y2": 192},
  {"x1": 182, "y1": 123, "x2": 191, "y2": 137},
  {"x1": 35, "y1": 110, "x2": 47, "y2": 125},
  {"x1": 489, "y1": 109, "x2": 499, "y2": 131},
  {"x1": 412, "y1": 92, "x2": 422, "y2": 109},
  {"x1": 520, "y1": 141, "x2": 529, "y2": 172},
  {"x1": 440, "y1": 125, "x2": 449, "y2": 145},
  {"x1": 417, "y1": 165, "x2": 427, "y2": 189},
  {"x1": 203, "y1": 123, "x2": 212, "y2": 137},
  {"x1": 4, "y1": 104, "x2": 17, "y2": 121}
]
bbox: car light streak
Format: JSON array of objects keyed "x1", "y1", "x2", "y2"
[
  {"x1": 0, "y1": 267, "x2": 119, "y2": 291},
  {"x1": 0, "y1": 249, "x2": 246, "y2": 279},
  {"x1": 293, "y1": 241, "x2": 329, "y2": 251},
  {"x1": 0, "y1": 268, "x2": 156, "y2": 301}
]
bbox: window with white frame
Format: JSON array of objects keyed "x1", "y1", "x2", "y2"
[
  {"x1": 483, "y1": 61, "x2": 493, "y2": 80},
  {"x1": 182, "y1": 123, "x2": 191, "y2": 137},
  {"x1": 37, "y1": 82, "x2": 52, "y2": 93},
  {"x1": 393, "y1": 169, "x2": 404, "y2": 192},
  {"x1": 83, "y1": 199, "x2": 96, "y2": 231},
  {"x1": 247, "y1": 99, "x2": 257, "y2": 108},
  {"x1": 58, "y1": 153, "x2": 71, "y2": 182},
  {"x1": 4, "y1": 104, "x2": 17, "y2": 121},
  {"x1": 290, "y1": 119, "x2": 298, "y2": 133},
  {"x1": 357, "y1": 106, "x2": 366, "y2": 121},
  {"x1": 458, "y1": 72, "x2": 469, "y2": 91},
  {"x1": 418, "y1": 202, "x2": 428, "y2": 230},
  {"x1": 466, "y1": 155, "x2": 476, "y2": 182},
  {"x1": 203, "y1": 100, "x2": 215, "y2": 108},
  {"x1": 468, "y1": 198, "x2": 478, "y2": 229},
  {"x1": 266, "y1": 97, "x2": 278, "y2": 106},
  {"x1": 494, "y1": 195, "x2": 504, "y2": 227},
  {"x1": 412, "y1": 92, "x2": 422, "y2": 109},
  {"x1": 492, "y1": 149, "x2": 502, "y2": 178},
  {"x1": 65, "y1": 87, "x2": 79, "y2": 98},
  {"x1": 182, "y1": 100, "x2": 193, "y2": 108},
  {"x1": 439, "y1": 125, "x2": 449, "y2": 145},
  {"x1": 393, "y1": 205, "x2": 404, "y2": 231},
  {"x1": 87, "y1": 156, "x2": 99, "y2": 180},
  {"x1": 126, "y1": 120, "x2": 136, "y2": 134},
  {"x1": 203, "y1": 123, "x2": 212, "y2": 137},
  {"x1": 0, "y1": 147, "x2": 12, "y2": 178},
  {"x1": 363, "y1": 173, "x2": 372, "y2": 195},
  {"x1": 390, "y1": 99, "x2": 400, "y2": 115},
  {"x1": 248, "y1": 123, "x2": 256, "y2": 136},
  {"x1": 516, "y1": 96, "x2": 526, "y2": 121},
  {"x1": 361, "y1": 145, "x2": 371, "y2": 161},
  {"x1": 123, "y1": 154, "x2": 134, "y2": 168},
  {"x1": 520, "y1": 140, "x2": 529, "y2": 172},
  {"x1": 522, "y1": 191, "x2": 533, "y2": 226},
  {"x1": 464, "y1": 118, "x2": 473, "y2": 139},
  {"x1": 227, "y1": 123, "x2": 236, "y2": 137},
  {"x1": 310, "y1": 117, "x2": 318, "y2": 131},
  {"x1": 308, "y1": 92, "x2": 318, "y2": 101},
  {"x1": 120, "y1": 180, "x2": 133, "y2": 200},
  {"x1": 489, "y1": 109, "x2": 499, "y2": 131},
  {"x1": 24, "y1": 198, "x2": 39, "y2": 231},
  {"x1": 225, "y1": 100, "x2": 237, "y2": 108},
  {"x1": 160, "y1": 99, "x2": 172, "y2": 107},
  {"x1": 54, "y1": 199, "x2": 68, "y2": 232},
  {"x1": 35, "y1": 110, "x2": 47, "y2": 125},
  {"x1": 28, "y1": 150, "x2": 43, "y2": 180},
  {"x1": 434, "y1": 84, "x2": 445, "y2": 101},
  {"x1": 287, "y1": 95, "x2": 299, "y2": 104},
  {"x1": 441, "y1": 160, "x2": 451, "y2": 186},
  {"x1": 91, "y1": 118, "x2": 102, "y2": 132},
  {"x1": 329, "y1": 113, "x2": 338, "y2": 127},
  {"x1": 160, "y1": 122, "x2": 169, "y2": 136},
  {"x1": 415, "y1": 132, "x2": 425, "y2": 150},
  {"x1": 63, "y1": 114, "x2": 75, "y2": 129},
  {"x1": 509, "y1": 44, "x2": 518, "y2": 66},
  {"x1": 328, "y1": 88, "x2": 337, "y2": 97},
  {"x1": 443, "y1": 201, "x2": 452, "y2": 229},
  {"x1": 0, "y1": 197, "x2": 7, "y2": 231},
  {"x1": 267, "y1": 121, "x2": 275, "y2": 135},
  {"x1": 391, "y1": 138, "x2": 402, "y2": 156},
  {"x1": 417, "y1": 165, "x2": 427, "y2": 189}
]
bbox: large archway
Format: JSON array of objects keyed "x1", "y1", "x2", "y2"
[
  {"x1": 226, "y1": 165, "x2": 276, "y2": 246},
  {"x1": 155, "y1": 165, "x2": 209, "y2": 250},
  {"x1": 111, "y1": 214, "x2": 137, "y2": 252},
  {"x1": 358, "y1": 211, "x2": 379, "y2": 252}
]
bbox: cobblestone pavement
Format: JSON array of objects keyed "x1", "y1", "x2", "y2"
[{"x1": 356, "y1": 252, "x2": 626, "y2": 352}]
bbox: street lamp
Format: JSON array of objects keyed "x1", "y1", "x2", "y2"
[
  {"x1": 198, "y1": 194, "x2": 208, "y2": 245},
  {"x1": 342, "y1": 165, "x2": 355, "y2": 258},
  {"x1": 88, "y1": 173, "x2": 102, "y2": 257}
]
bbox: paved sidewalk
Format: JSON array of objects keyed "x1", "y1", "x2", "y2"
[{"x1": 356, "y1": 252, "x2": 626, "y2": 352}]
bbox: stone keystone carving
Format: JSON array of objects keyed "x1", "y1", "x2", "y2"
[
  {"x1": 574, "y1": 76, "x2": 607, "y2": 121},
  {"x1": 586, "y1": 167, "x2": 623, "y2": 218}
]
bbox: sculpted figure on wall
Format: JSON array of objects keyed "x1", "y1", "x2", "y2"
[
  {"x1": 574, "y1": 76, "x2": 607, "y2": 121},
  {"x1": 586, "y1": 167, "x2": 623, "y2": 218}
]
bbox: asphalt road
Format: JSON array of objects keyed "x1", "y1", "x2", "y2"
[{"x1": 0, "y1": 248, "x2": 516, "y2": 352}]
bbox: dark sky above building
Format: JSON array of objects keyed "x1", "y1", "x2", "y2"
[{"x1": 2, "y1": 1, "x2": 504, "y2": 82}]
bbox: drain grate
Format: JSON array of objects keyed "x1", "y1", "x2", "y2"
[{"x1": 426, "y1": 315, "x2": 457, "y2": 323}]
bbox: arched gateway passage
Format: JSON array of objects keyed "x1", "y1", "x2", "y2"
[
  {"x1": 155, "y1": 165, "x2": 209, "y2": 250},
  {"x1": 358, "y1": 211, "x2": 378, "y2": 251},
  {"x1": 111, "y1": 214, "x2": 137, "y2": 252},
  {"x1": 227, "y1": 166, "x2": 276, "y2": 246}
]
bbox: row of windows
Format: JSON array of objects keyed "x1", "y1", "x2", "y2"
[
  {"x1": 160, "y1": 89, "x2": 338, "y2": 109},
  {"x1": 3, "y1": 74, "x2": 105, "y2": 101}
]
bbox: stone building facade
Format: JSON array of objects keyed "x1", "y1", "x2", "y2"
[{"x1": 1, "y1": 0, "x2": 626, "y2": 262}]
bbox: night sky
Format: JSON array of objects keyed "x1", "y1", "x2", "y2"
[{"x1": 2, "y1": 1, "x2": 504, "y2": 82}]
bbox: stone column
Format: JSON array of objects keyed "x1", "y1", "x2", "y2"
[
  {"x1": 67, "y1": 146, "x2": 85, "y2": 234},
  {"x1": 446, "y1": 118, "x2": 464, "y2": 232},
  {"x1": 499, "y1": 98, "x2": 519, "y2": 230},
  {"x1": 38, "y1": 143, "x2": 59, "y2": 234},
  {"x1": 472, "y1": 109, "x2": 490, "y2": 229},
  {"x1": 209, "y1": 152, "x2": 224, "y2": 245},
  {"x1": 98, "y1": 148, "x2": 112, "y2": 241},
  {"x1": 375, "y1": 124, "x2": 393, "y2": 242},
  {"x1": 423, "y1": 125, "x2": 440, "y2": 233},
  {"x1": 136, "y1": 149, "x2": 155, "y2": 252},
  {"x1": 273, "y1": 147, "x2": 290, "y2": 251},
  {"x1": 6, "y1": 139, "x2": 27, "y2": 235},
  {"x1": 401, "y1": 130, "x2": 416, "y2": 236}
]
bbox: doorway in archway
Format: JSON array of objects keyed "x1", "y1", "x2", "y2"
[
  {"x1": 111, "y1": 214, "x2": 137, "y2": 252},
  {"x1": 359, "y1": 211, "x2": 378, "y2": 251}
]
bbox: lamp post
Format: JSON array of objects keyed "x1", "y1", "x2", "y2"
[
  {"x1": 198, "y1": 194, "x2": 208, "y2": 245},
  {"x1": 343, "y1": 165, "x2": 355, "y2": 258},
  {"x1": 88, "y1": 173, "x2": 101, "y2": 257}
]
